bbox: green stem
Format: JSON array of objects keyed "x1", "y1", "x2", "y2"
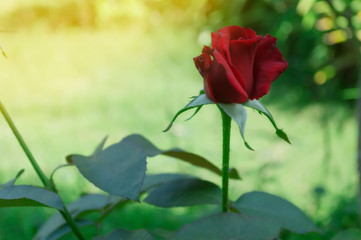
[
  {"x1": 60, "y1": 208, "x2": 87, "y2": 240},
  {"x1": 220, "y1": 106, "x2": 231, "y2": 212},
  {"x1": 0, "y1": 100, "x2": 87, "y2": 240},
  {"x1": 0, "y1": 101, "x2": 49, "y2": 187}
]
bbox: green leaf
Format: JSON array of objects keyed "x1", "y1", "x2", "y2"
[
  {"x1": 69, "y1": 139, "x2": 147, "y2": 201},
  {"x1": 35, "y1": 193, "x2": 121, "y2": 240},
  {"x1": 154, "y1": 228, "x2": 174, "y2": 239},
  {"x1": 68, "y1": 193, "x2": 121, "y2": 217},
  {"x1": 40, "y1": 176, "x2": 201, "y2": 239},
  {"x1": 233, "y1": 191, "x2": 318, "y2": 234},
  {"x1": 0, "y1": 185, "x2": 64, "y2": 210},
  {"x1": 170, "y1": 212, "x2": 281, "y2": 240},
  {"x1": 218, "y1": 103, "x2": 253, "y2": 150},
  {"x1": 122, "y1": 134, "x2": 241, "y2": 180},
  {"x1": 164, "y1": 94, "x2": 214, "y2": 132},
  {"x1": 243, "y1": 100, "x2": 290, "y2": 144},
  {"x1": 144, "y1": 178, "x2": 221, "y2": 207},
  {"x1": 332, "y1": 229, "x2": 361, "y2": 240},
  {"x1": 94, "y1": 228, "x2": 156, "y2": 240},
  {"x1": 141, "y1": 174, "x2": 195, "y2": 192},
  {"x1": 40, "y1": 220, "x2": 94, "y2": 240},
  {"x1": 162, "y1": 150, "x2": 228, "y2": 177},
  {"x1": 0, "y1": 169, "x2": 25, "y2": 188}
]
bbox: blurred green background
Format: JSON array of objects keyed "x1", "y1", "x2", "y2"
[{"x1": 0, "y1": 0, "x2": 360, "y2": 239}]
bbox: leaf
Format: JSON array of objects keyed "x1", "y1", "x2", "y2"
[
  {"x1": 232, "y1": 191, "x2": 318, "y2": 234},
  {"x1": 154, "y1": 228, "x2": 174, "y2": 239},
  {"x1": 164, "y1": 94, "x2": 214, "y2": 132},
  {"x1": 141, "y1": 174, "x2": 195, "y2": 192},
  {"x1": 46, "y1": 168, "x2": 217, "y2": 239},
  {"x1": 69, "y1": 139, "x2": 147, "y2": 201},
  {"x1": 144, "y1": 178, "x2": 221, "y2": 207},
  {"x1": 332, "y1": 229, "x2": 361, "y2": 240},
  {"x1": 162, "y1": 150, "x2": 227, "y2": 177},
  {"x1": 218, "y1": 103, "x2": 253, "y2": 150},
  {"x1": 0, "y1": 185, "x2": 64, "y2": 210},
  {"x1": 35, "y1": 194, "x2": 121, "y2": 240},
  {"x1": 243, "y1": 100, "x2": 290, "y2": 144},
  {"x1": 68, "y1": 193, "x2": 121, "y2": 217},
  {"x1": 170, "y1": 212, "x2": 281, "y2": 240},
  {"x1": 94, "y1": 228, "x2": 156, "y2": 240},
  {"x1": 42, "y1": 220, "x2": 94, "y2": 240},
  {"x1": 0, "y1": 169, "x2": 25, "y2": 188},
  {"x1": 122, "y1": 134, "x2": 241, "y2": 180}
]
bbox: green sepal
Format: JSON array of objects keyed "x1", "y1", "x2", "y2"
[
  {"x1": 165, "y1": 95, "x2": 289, "y2": 148},
  {"x1": 276, "y1": 129, "x2": 291, "y2": 144},
  {"x1": 164, "y1": 94, "x2": 214, "y2": 132},
  {"x1": 186, "y1": 105, "x2": 203, "y2": 121},
  {"x1": 218, "y1": 103, "x2": 254, "y2": 151},
  {"x1": 244, "y1": 141, "x2": 254, "y2": 151},
  {"x1": 243, "y1": 100, "x2": 291, "y2": 144}
]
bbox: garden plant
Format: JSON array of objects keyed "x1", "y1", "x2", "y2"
[{"x1": 0, "y1": 25, "x2": 360, "y2": 240}]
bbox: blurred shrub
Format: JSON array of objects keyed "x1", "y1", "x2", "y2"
[
  {"x1": 231, "y1": 0, "x2": 361, "y2": 111},
  {"x1": 1, "y1": 0, "x2": 361, "y2": 110}
]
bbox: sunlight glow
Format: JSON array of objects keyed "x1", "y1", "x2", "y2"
[
  {"x1": 323, "y1": 29, "x2": 348, "y2": 45},
  {"x1": 316, "y1": 17, "x2": 334, "y2": 31},
  {"x1": 314, "y1": 71, "x2": 327, "y2": 85}
]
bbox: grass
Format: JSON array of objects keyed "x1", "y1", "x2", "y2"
[{"x1": 0, "y1": 25, "x2": 358, "y2": 239}]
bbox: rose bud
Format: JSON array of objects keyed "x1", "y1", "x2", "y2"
[{"x1": 194, "y1": 26, "x2": 288, "y2": 103}]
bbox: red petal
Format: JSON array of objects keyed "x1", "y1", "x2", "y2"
[
  {"x1": 207, "y1": 50, "x2": 248, "y2": 103},
  {"x1": 193, "y1": 53, "x2": 215, "y2": 101},
  {"x1": 194, "y1": 52, "x2": 211, "y2": 78},
  {"x1": 212, "y1": 26, "x2": 257, "y2": 50},
  {"x1": 251, "y1": 35, "x2": 288, "y2": 99},
  {"x1": 229, "y1": 36, "x2": 262, "y2": 96}
]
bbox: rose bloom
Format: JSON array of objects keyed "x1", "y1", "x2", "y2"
[{"x1": 194, "y1": 26, "x2": 288, "y2": 103}]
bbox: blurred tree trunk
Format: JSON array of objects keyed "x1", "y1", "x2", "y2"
[
  {"x1": 357, "y1": 70, "x2": 361, "y2": 217},
  {"x1": 357, "y1": 56, "x2": 361, "y2": 216},
  {"x1": 323, "y1": 1, "x2": 361, "y2": 216},
  {"x1": 351, "y1": 15, "x2": 361, "y2": 218},
  {"x1": 346, "y1": 21, "x2": 361, "y2": 220}
]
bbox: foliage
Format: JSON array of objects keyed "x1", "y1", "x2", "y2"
[
  {"x1": 0, "y1": 128, "x2": 318, "y2": 239},
  {"x1": 1, "y1": 0, "x2": 361, "y2": 239}
]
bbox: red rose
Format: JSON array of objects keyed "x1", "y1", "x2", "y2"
[{"x1": 194, "y1": 26, "x2": 288, "y2": 103}]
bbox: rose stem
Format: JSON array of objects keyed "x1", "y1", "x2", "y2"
[
  {"x1": 0, "y1": 100, "x2": 87, "y2": 240},
  {"x1": 219, "y1": 106, "x2": 231, "y2": 212}
]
